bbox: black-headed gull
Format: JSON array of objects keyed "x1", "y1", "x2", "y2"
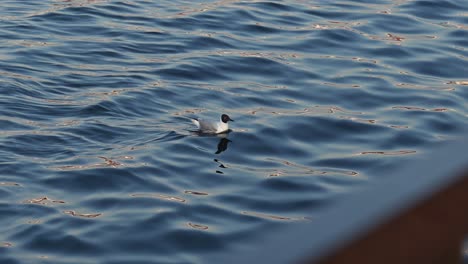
[{"x1": 191, "y1": 114, "x2": 234, "y2": 134}]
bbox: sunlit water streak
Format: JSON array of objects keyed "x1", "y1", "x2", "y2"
[{"x1": 0, "y1": 0, "x2": 467, "y2": 263}]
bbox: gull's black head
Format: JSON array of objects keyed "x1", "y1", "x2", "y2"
[{"x1": 221, "y1": 114, "x2": 234, "y2": 123}]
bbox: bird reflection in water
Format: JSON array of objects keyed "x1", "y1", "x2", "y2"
[
  {"x1": 215, "y1": 138, "x2": 231, "y2": 154},
  {"x1": 214, "y1": 158, "x2": 227, "y2": 174},
  {"x1": 192, "y1": 130, "x2": 232, "y2": 173},
  {"x1": 214, "y1": 137, "x2": 231, "y2": 174}
]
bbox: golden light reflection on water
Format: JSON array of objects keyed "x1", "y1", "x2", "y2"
[
  {"x1": 266, "y1": 158, "x2": 358, "y2": 177},
  {"x1": 54, "y1": 120, "x2": 81, "y2": 127},
  {"x1": 338, "y1": 115, "x2": 376, "y2": 124},
  {"x1": 23, "y1": 197, "x2": 65, "y2": 205},
  {"x1": 130, "y1": 193, "x2": 186, "y2": 203},
  {"x1": 392, "y1": 106, "x2": 448, "y2": 112},
  {"x1": 246, "y1": 105, "x2": 363, "y2": 116},
  {"x1": 1, "y1": 242, "x2": 13, "y2": 247},
  {"x1": 63, "y1": 210, "x2": 102, "y2": 218},
  {"x1": 396, "y1": 83, "x2": 455, "y2": 91},
  {"x1": 187, "y1": 222, "x2": 209, "y2": 230},
  {"x1": 85, "y1": 88, "x2": 130, "y2": 98},
  {"x1": 6, "y1": 40, "x2": 56, "y2": 48},
  {"x1": 172, "y1": 108, "x2": 205, "y2": 116},
  {"x1": 1, "y1": 0, "x2": 110, "y2": 20},
  {"x1": 447, "y1": 81, "x2": 468, "y2": 85},
  {"x1": 42, "y1": 99, "x2": 80, "y2": 106},
  {"x1": 0, "y1": 70, "x2": 39, "y2": 81},
  {"x1": 0, "y1": 182, "x2": 21, "y2": 187},
  {"x1": 241, "y1": 211, "x2": 309, "y2": 222},
  {"x1": 306, "y1": 17, "x2": 440, "y2": 47},
  {"x1": 184, "y1": 190, "x2": 209, "y2": 196},
  {"x1": 26, "y1": 219, "x2": 42, "y2": 225},
  {"x1": 51, "y1": 156, "x2": 133, "y2": 171},
  {"x1": 390, "y1": 125, "x2": 409, "y2": 129},
  {"x1": 358, "y1": 150, "x2": 417, "y2": 156}
]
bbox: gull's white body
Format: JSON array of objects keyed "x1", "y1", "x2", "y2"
[{"x1": 191, "y1": 117, "x2": 229, "y2": 134}]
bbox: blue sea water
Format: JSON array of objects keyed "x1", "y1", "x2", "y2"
[{"x1": 0, "y1": 0, "x2": 467, "y2": 263}]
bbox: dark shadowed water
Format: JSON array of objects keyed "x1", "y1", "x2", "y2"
[{"x1": 1, "y1": 0, "x2": 467, "y2": 263}]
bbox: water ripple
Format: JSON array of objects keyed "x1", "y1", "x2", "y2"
[{"x1": 0, "y1": 0, "x2": 467, "y2": 263}]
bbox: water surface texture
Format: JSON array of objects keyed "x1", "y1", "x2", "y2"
[{"x1": 1, "y1": 0, "x2": 467, "y2": 263}]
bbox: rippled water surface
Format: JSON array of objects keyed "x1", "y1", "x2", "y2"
[{"x1": 1, "y1": 0, "x2": 467, "y2": 263}]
